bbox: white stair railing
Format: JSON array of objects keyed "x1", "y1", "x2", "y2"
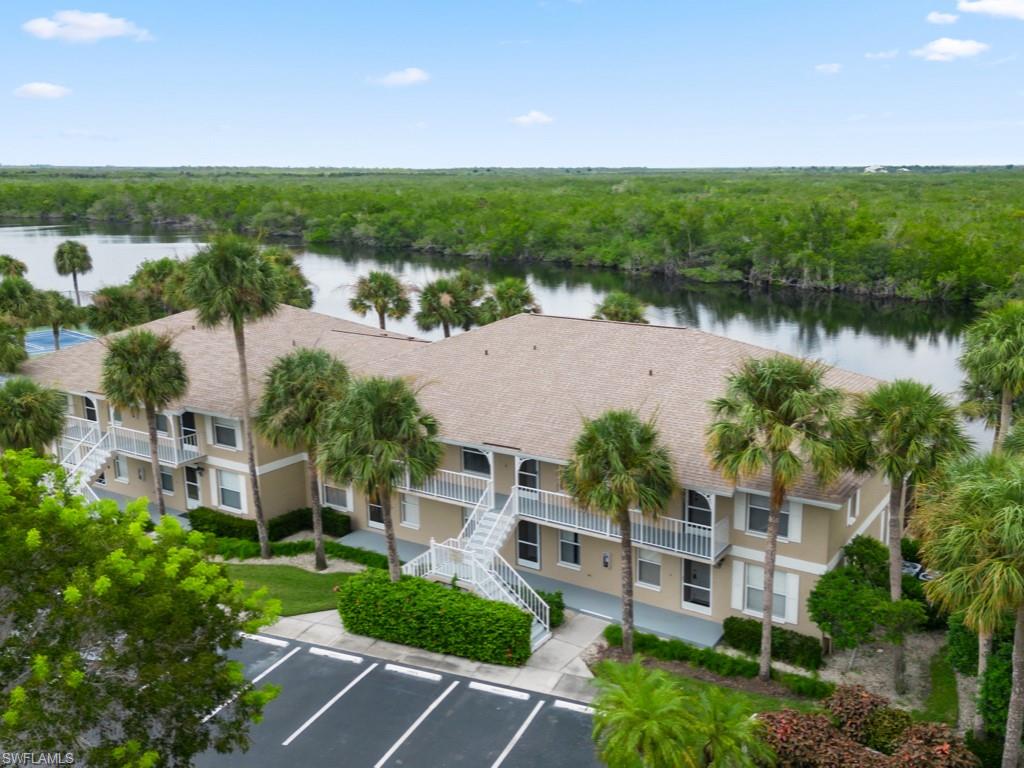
[
  {"x1": 474, "y1": 550, "x2": 550, "y2": 629},
  {"x1": 456, "y1": 484, "x2": 494, "y2": 543}
]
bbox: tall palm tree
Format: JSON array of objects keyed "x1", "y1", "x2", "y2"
[
  {"x1": 0, "y1": 318, "x2": 27, "y2": 374},
  {"x1": 54, "y1": 240, "x2": 93, "y2": 307},
  {"x1": 592, "y1": 661, "x2": 693, "y2": 768},
  {"x1": 687, "y1": 685, "x2": 775, "y2": 767},
  {"x1": 185, "y1": 234, "x2": 282, "y2": 558},
  {"x1": 0, "y1": 276, "x2": 39, "y2": 321},
  {"x1": 0, "y1": 377, "x2": 67, "y2": 453},
  {"x1": 562, "y1": 410, "x2": 676, "y2": 658},
  {"x1": 918, "y1": 453, "x2": 1024, "y2": 768},
  {"x1": 593, "y1": 291, "x2": 649, "y2": 324},
  {"x1": 256, "y1": 349, "x2": 349, "y2": 571},
  {"x1": 87, "y1": 285, "x2": 152, "y2": 334},
  {"x1": 849, "y1": 379, "x2": 970, "y2": 693},
  {"x1": 415, "y1": 269, "x2": 483, "y2": 337},
  {"x1": 0, "y1": 255, "x2": 27, "y2": 279},
  {"x1": 706, "y1": 355, "x2": 846, "y2": 681},
  {"x1": 318, "y1": 376, "x2": 442, "y2": 581},
  {"x1": 101, "y1": 330, "x2": 188, "y2": 520},
  {"x1": 959, "y1": 300, "x2": 1024, "y2": 453},
  {"x1": 348, "y1": 270, "x2": 412, "y2": 330},
  {"x1": 33, "y1": 290, "x2": 80, "y2": 351},
  {"x1": 478, "y1": 277, "x2": 541, "y2": 325},
  {"x1": 264, "y1": 246, "x2": 314, "y2": 309}
]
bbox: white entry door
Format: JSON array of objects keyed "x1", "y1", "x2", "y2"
[{"x1": 184, "y1": 467, "x2": 202, "y2": 510}]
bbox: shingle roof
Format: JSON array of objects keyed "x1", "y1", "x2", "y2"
[
  {"x1": 19, "y1": 305, "x2": 427, "y2": 418},
  {"x1": 387, "y1": 314, "x2": 880, "y2": 504}
]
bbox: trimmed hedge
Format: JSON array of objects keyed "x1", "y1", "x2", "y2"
[
  {"x1": 602, "y1": 624, "x2": 834, "y2": 699},
  {"x1": 947, "y1": 612, "x2": 979, "y2": 676},
  {"x1": 213, "y1": 536, "x2": 390, "y2": 570},
  {"x1": 722, "y1": 616, "x2": 824, "y2": 670},
  {"x1": 187, "y1": 505, "x2": 351, "y2": 541},
  {"x1": 537, "y1": 590, "x2": 565, "y2": 628},
  {"x1": 337, "y1": 569, "x2": 532, "y2": 666}
]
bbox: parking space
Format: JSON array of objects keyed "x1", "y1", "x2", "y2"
[{"x1": 199, "y1": 635, "x2": 603, "y2": 768}]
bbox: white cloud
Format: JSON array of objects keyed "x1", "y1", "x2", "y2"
[
  {"x1": 911, "y1": 37, "x2": 990, "y2": 61},
  {"x1": 14, "y1": 82, "x2": 71, "y2": 99},
  {"x1": 22, "y1": 10, "x2": 151, "y2": 42},
  {"x1": 927, "y1": 10, "x2": 960, "y2": 23},
  {"x1": 958, "y1": 0, "x2": 1024, "y2": 19},
  {"x1": 865, "y1": 49, "x2": 900, "y2": 59},
  {"x1": 370, "y1": 67, "x2": 430, "y2": 87},
  {"x1": 815, "y1": 63, "x2": 842, "y2": 74},
  {"x1": 511, "y1": 110, "x2": 554, "y2": 126}
]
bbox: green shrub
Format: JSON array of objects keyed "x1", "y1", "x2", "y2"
[
  {"x1": 212, "y1": 536, "x2": 390, "y2": 569},
  {"x1": 321, "y1": 508, "x2": 351, "y2": 537},
  {"x1": 948, "y1": 612, "x2": 979, "y2": 676},
  {"x1": 774, "y1": 671, "x2": 835, "y2": 699},
  {"x1": 843, "y1": 535, "x2": 889, "y2": 589},
  {"x1": 722, "y1": 616, "x2": 823, "y2": 670},
  {"x1": 537, "y1": 590, "x2": 565, "y2": 628},
  {"x1": 901, "y1": 537, "x2": 922, "y2": 565},
  {"x1": 188, "y1": 506, "x2": 261, "y2": 540},
  {"x1": 323, "y1": 541, "x2": 390, "y2": 570},
  {"x1": 966, "y1": 731, "x2": 1003, "y2": 768},
  {"x1": 825, "y1": 684, "x2": 889, "y2": 742},
  {"x1": 188, "y1": 505, "x2": 352, "y2": 542},
  {"x1": 901, "y1": 573, "x2": 946, "y2": 630},
  {"x1": 978, "y1": 640, "x2": 1012, "y2": 740},
  {"x1": 864, "y1": 706, "x2": 913, "y2": 754},
  {"x1": 337, "y1": 569, "x2": 532, "y2": 665}
]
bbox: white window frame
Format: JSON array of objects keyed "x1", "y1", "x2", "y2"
[
  {"x1": 83, "y1": 396, "x2": 98, "y2": 423},
  {"x1": 160, "y1": 467, "x2": 175, "y2": 495},
  {"x1": 516, "y1": 520, "x2": 541, "y2": 569},
  {"x1": 113, "y1": 455, "x2": 129, "y2": 484},
  {"x1": 155, "y1": 413, "x2": 170, "y2": 436},
  {"x1": 847, "y1": 489, "x2": 861, "y2": 526},
  {"x1": 461, "y1": 447, "x2": 491, "y2": 477},
  {"x1": 557, "y1": 530, "x2": 581, "y2": 570},
  {"x1": 682, "y1": 558, "x2": 712, "y2": 614},
  {"x1": 322, "y1": 482, "x2": 352, "y2": 511},
  {"x1": 517, "y1": 458, "x2": 540, "y2": 490},
  {"x1": 108, "y1": 404, "x2": 123, "y2": 426},
  {"x1": 684, "y1": 490, "x2": 713, "y2": 527},
  {"x1": 367, "y1": 499, "x2": 384, "y2": 530},
  {"x1": 400, "y1": 493, "x2": 420, "y2": 529},
  {"x1": 215, "y1": 469, "x2": 244, "y2": 513},
  {"x1": 636, "y1": 548, "x2": 662, "y2": 591},
  {"x1": 736, "y1": 492, "x2": 801, "y2": 543},
  {"x1": 732, "y1": 561, "x2": 799, "y2": 625},
  {"x1": 211, "y1": 417, "x2": 240, "y2": 451}
]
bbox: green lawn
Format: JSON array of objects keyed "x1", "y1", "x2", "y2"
[
  {"x1": 913, "y1": 645, "x2": 959, "y2": 726},
  {"x1": 224, "y1": 564, "x2": 352, "y2": 616}
]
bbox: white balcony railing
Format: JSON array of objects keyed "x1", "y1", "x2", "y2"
[
  {"x1": 64, "y1": 415, "x2": 99, "y2": 443},
  {"x1": 513, "y1": 486, "x2": 730, "y2": 561},
  {"x1": 399, "y1": 468, "x2": 492, "y2": 507},
  {"x1": 110, "y1": 425, "x2": 203, "y2": 466}
]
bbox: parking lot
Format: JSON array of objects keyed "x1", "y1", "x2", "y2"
[{"x1": 198, "y1": 635, "x2": 604, "y2": 768}]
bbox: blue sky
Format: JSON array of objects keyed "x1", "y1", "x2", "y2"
[{"x1": 2, "y1": 1, "x2": 1021, "y2": 167}]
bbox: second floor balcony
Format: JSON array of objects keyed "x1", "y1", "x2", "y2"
[
  {"x1": 397, "y1": 467, "x2": 492, "y2": 507},
  {"x1": 63, "y1": 415, "x2": 205, "y2": 468}
]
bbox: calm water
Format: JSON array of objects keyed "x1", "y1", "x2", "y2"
[{"x1": 1, "y1": 223, "x2": 977, "y2": 413}]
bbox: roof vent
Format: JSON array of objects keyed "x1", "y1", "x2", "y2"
[
  {"x1": 649, "y1": 369, "x2": 653, "y2": 376},
  {"x1": 484, "y1": 349, "x2": 489, "y2": 356},
  {"x1": 533, "y1": 345, "x2": 537, "y2": 350}
]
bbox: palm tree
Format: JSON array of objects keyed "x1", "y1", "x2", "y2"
[
  {"x1": 0, "y1": 377, "x2": 67, "y2": 452},
  {"x1": 318, "y1": 376, "x2": 442, "y2": 581},
  {"x1": 688, "y1": 686, "x2": 775, "y2": 767},
  {"x1": 562, "y1": 410, "x2": 676, "y2": 658},
  {"x1": 850, "y1": 380, "x2": 970, "y2": 693},
  {"x1": 0, "y1": 255, "x2": 27, "y2": 279},
  {"x1": 0, "y1": 276, "x2": 39, "y2": 320},
  {"x1": 960, "y1": 369, "x2": 1022, "y2": 451},
  {"x1": 87, "y1": 285, "x2": 152, "y2": 334},
  {"x1": 101, "y1": 330, "x2": 188, "y2": 520},
  {"x1": 706, "y1": 355, "x2": 846, "y2": 681},
  {"x1": 33, "y1": 290, "x2": 79, "y2": 351},
  {"x1": 592, "y1": 661, "x2": 693, "y2": 768},
  {"x1": 54, "y1": 240, "x2": 93, "y2": 306},
  {"x1": 918, "y1": 453, "x2": 1024, "y2": 768},
  {"x1": 264, "y1": 246, "x2": 314, "y2": 309},
  {"x1": 478, "y1": 277, "x2": 541, "y2": 324},
  {"x1": 593, "y1": 291, "x2": 649, "y2": 324},
  {"x1": 128, "y1": 257, "x2": 192, "y2": 315},
  {"x1": 959, "y1": 300, "x2": 1024, "y2": 453},
  {"x1": 256, "y1": 349, "x2": 349, "y2": 571},
  {"x1": 185, "y1": 234, "x2": 281, "y2": 558},
  {"x1": 415, "y1": 269, "x2": 483, "y2": 337},
  {"x1": 348, "y1": 270, "x2": 412, "y2": 330},
  {"x1": 0, "y1": 318, "x2": 27, "y2": 374}
]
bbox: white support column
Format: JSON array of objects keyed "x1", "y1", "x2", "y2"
[{"x1": 484, "y1": 449, "x2": 495, "y2": 507}]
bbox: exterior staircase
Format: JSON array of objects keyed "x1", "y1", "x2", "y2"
[
  {"x1": 59, "y1": 428, "x2": 112, "y2": 502},
  {"x1": 402, "y1": 485, "x2": 552, "y2": 650}
]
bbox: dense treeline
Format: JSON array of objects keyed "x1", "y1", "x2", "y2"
[{"x1": 1, "y1": 167, "x2": 1022, "y2": 301}]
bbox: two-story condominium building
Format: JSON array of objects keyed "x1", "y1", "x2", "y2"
[{"x1": 23, "y1": 305, "x2": 890, "y2": 648}]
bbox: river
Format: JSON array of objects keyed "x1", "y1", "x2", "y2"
[{"x1": 1, "y1": 224, "x2": 980, "y2": 437}]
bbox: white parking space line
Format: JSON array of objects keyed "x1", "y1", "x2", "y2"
[
  {"x1": 309, "y1": 647, "x2": 363, "y2": 664},
  {"x1": 203, "y1": 645, "x2": 301, "y2": 723},
  {"x1": 553, "y1": 699, "x2": 595, "y2": 715},
  {"x1": 491, "y1": 700, "x2": 545, "y2": 768},
  {"x1": 384, "y1": 663, "x2": 442, "y2": 682},
  {"x1": 240, "y1": 633, "x2": 289, "y2": 648},
  {"x1": 281, "y1": 662, "x2": 379, "y2": 746},
  {"x1": 373, "y1": 680, "x2": 460, "y2": 768},
  {"x1": 468, "y1": 681, "x2": 530, "y2": 701}
]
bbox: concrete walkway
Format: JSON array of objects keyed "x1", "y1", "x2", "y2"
[{"x1": 264, "y1": 608, "x2": 609, "y2": 703}]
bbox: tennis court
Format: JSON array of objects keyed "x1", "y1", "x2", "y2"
[{"x1": 25, "y1": 328, "x2": 96, "y2": 355}]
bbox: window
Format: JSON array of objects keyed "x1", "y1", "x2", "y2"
[
  {"x1": 517, "y1": 521, "x2": 540, "y2": 568},
  {"x1": 683, "y1": 559, "x2": 711, "y2": 609},
  {"x1": 217, "y1": 470, "x2": 243, "y2": 511},
  {"x1": 400, "y1": 494, "x2": 420, "y2": 529},
  {"x1": 212, "y1": 417, "x2": 239, "y2": 449},
  {"x1": 847, "y1": 489, "x2": 861, "y2": 526},
  {"x1": 558, "y1": 530, "x2": 580, "y2": 568},
  {"x1": 155, "y1": 414, "x2": 170, "y2": 435},
  {"x1": 636, "y1": 548, "x2": 661, "y2": 589},
  {"x1": 367, "y1": 499, "x2": 384, "y2": 529},
  {"x1": 160, "y1": 468, "x2": 175, "y2": 494},
  {"x1": 462, "y1": 447, "x2": 490, "y2": 476},
  {"x1": 744, "y1": 563, "x2": 786, "y2": 620},
  {"x1": 64, "y1": 394, "x2": 73, "y2": 414},
  {"x1": 109, "y1": 405, "x2": 122, "y2": 425},
  {"x1": 323, "y1": 484, "x2": 350, "y2": 510},
  {"x1": 83, "y1": 397, "x2": 98, "y2": 422},
  {"x1": 685, "y1": 490, "x2": 712, "y2": 527},
  {"x1": 113, "y1": 455, "x2": 128, "y2": 482},
  {"x1": 518, "y1": 459, "x2": 539, "y2": 489},
  {"x1": 747, "y1": 495, "x2": 789, "y2": 539}
]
